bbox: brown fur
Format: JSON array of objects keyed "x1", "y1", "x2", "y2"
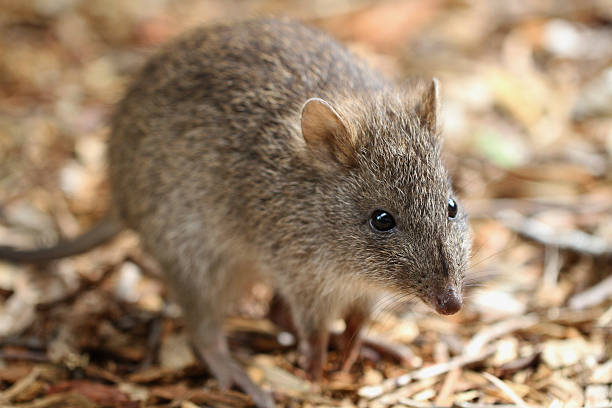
[{"x1": 1, "y1": 19, "x2": 471, "y2": 406}]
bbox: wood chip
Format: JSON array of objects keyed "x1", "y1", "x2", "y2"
[{"x1": 482, "y1": 372, "x2": 530, "y2": 408}]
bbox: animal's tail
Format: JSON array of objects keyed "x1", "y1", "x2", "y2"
[{"x1": 0, "y1": 214, "x2": 123, "y2": 263}]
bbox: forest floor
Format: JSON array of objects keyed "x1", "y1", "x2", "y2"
[{"x1": 0, "y1": 0, "x2": 611, "y2": 407}]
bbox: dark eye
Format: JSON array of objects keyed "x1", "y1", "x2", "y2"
[
  {"x1": 370, "y1": 209, "x2": 396, "y2": 232},
  {"x1": 448, "y1": 198, "x2": 458, "y2": 219}
]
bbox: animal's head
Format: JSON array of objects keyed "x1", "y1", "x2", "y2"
[{"x1": 299, "y1": 79, "x2": 470, "y2": 314}]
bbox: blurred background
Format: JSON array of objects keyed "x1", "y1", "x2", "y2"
[{"x1": 0, "y1": 1, "x2": 610, "y2": 407}]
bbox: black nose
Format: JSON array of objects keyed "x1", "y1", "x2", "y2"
[{"x1": 435, "y1": 287, "x2": 462, "y2": 315}]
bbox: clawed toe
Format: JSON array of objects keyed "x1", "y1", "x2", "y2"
[{"x1": 201, "y1": 350, "x2": 275, "y2": 408}]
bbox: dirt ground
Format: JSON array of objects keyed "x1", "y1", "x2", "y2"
[{"x1": 0, "y1": 0, "x2": 611, "y2": 407}]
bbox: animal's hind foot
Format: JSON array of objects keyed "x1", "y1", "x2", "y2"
[{"x1": 199, "y1": 348, "x2": 275, "y2": 408}]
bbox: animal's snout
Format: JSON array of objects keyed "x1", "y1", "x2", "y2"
[{"x1": 434, "y1": 287, "x2": 462, "y2": 315}]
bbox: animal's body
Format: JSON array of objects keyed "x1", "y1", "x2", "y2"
[{"x1": 0, "y1": 19, "x2": 470, "y2": 407}]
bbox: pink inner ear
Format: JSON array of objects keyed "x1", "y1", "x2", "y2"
[
  {"x1": 300, "y1": 98, "x2": 355, "y2": 166},
  {"x1": 301, "y1": 98, "x2": 344, "y2": 142}
]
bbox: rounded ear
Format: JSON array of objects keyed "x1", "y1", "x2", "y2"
[
  {"x1": 300, "y1": 98, "x2": 356, "y2": 167},
  {"x1": 416, "y1": 78, "x2": 440, "y2": 134}
]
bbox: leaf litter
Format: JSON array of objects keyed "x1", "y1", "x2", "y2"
[{"x1": 0, "y1": 0, "x2": 611, "y2": 407}]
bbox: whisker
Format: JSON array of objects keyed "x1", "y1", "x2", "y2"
[
  {"x1": 468, "y1": 235, "x2": 521, "y2": 269},
  {"x1": 369, "y1": 291, "x2": 418, "y2": 327}
]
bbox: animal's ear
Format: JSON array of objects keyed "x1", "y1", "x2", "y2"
[
  {"x1": 416, "y1": 78, "x2": 440, "y2": 134},
  {"x1": 301, "y1": 98, "x2": 355, "y2": 167}
]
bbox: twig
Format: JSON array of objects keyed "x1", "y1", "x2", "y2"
[
  {"x1": 0, "y1": 392, "x2": 96, "y2": 408},
  {"x1": 0, "y1": 367, "x2": 41, "y2": 403},
  {"x1": 568, "y1": 275, "x2": 612, "y2": 310},
  {"x1": 497, "y1": 352, "x2": 540, "y2": 377},
  {"x1": 465, "y1": 198, "x2": 612, "y2": 219},
  {"x1": 453, "y1": 403, "x2": 525, "y2": 408},
  {"x1": 497, "y1": 210, "x2": 612, "y2": 257},
  {"x1": 435, "y1": 367, "x2": 462, "y2": 406},
  {"x1": 0, "y1": 336, "x2": 45, "y2": 350},
  {"x1": 482, "y1": 372, "x2": 530, "y2": 408},
  {"x1": 465, "y1": 314, "x2": 539, "y2": 357},
  {"x1": 542, "y1": 246, "x2": 560, "y2": 288},
  {"x1": 361, "y1": 333, "x2": 420, "y2": 367},
  {"x1": 0, "y1": 349, "x2": 49, "y2": 363},
  {"x1": 547, "y1": 307, "x2": 604, "y2": 325},
  {"x1": 358, "y1": 345, "x2": 497, "y2": 399},
  {"x1": 397, "y1": 397, "x2": 437, "y2": 407},
  {"x1": 597, "y1": 305, "x2": 612, "y2": 328},
  {"x1": 370, "y1": 377, "x2": 438, "y2": 405}
]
